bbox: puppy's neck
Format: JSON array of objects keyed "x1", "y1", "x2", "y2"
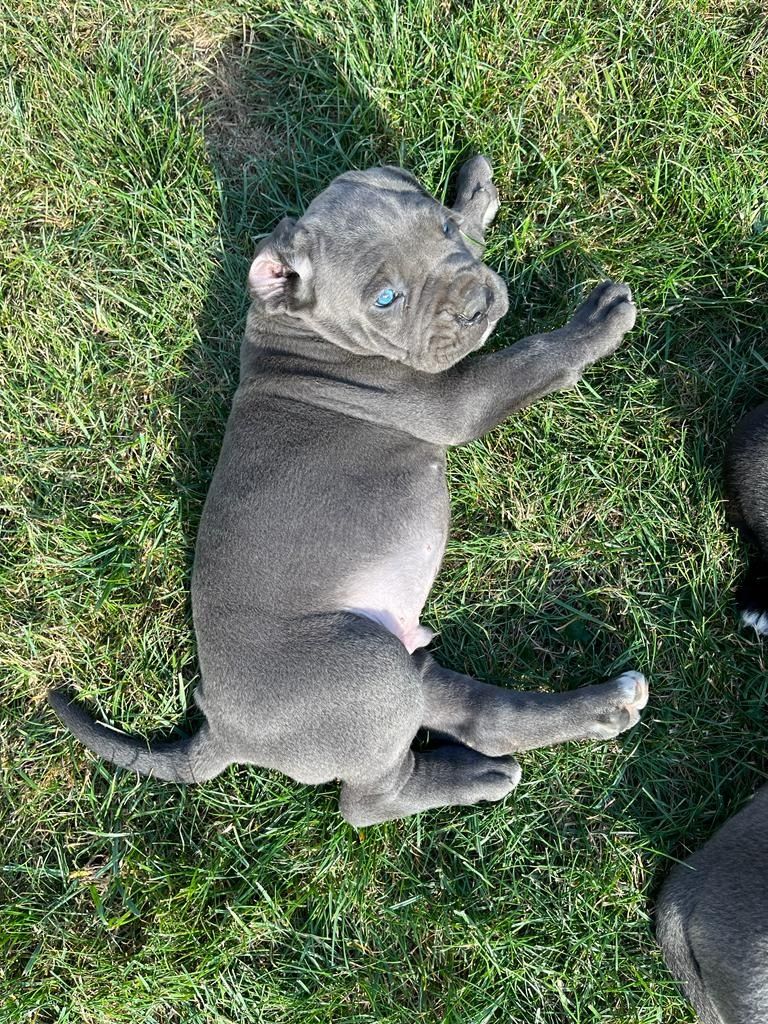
[
  {"x1": 246, "y1": 304, "x2": 319, "y2": 341},
  {"x1": 243, "y1": 299, "x2": 404, "y2": 370},
  {"x1": 241, "y1": 306, "x2": 358, "y2": 379}
]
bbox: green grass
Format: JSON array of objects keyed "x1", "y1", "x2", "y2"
[{"x1": 2, "y1": 0, "x2": 768, "y2": 1020}]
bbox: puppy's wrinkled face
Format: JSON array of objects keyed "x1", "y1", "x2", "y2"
[{"x1": 248, "y1": 166, "x2": 509, "y2": 373}]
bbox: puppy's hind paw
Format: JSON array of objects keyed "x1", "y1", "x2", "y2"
[
  {"x1": 741, "y1": 609, "x2": 768, "y2": 637},
  {"x1": 588, "y1": 670, "x2": 649, "y2": 740}
]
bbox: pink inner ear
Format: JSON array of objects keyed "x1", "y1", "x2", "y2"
[{"x1": 249, "y1": 254, "x2": 289, "y2": 299}]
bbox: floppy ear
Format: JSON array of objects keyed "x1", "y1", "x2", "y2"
[{"x1": 248, "y1": 217, "x2": 315, "y2": 312}]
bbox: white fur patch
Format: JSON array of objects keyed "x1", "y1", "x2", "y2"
[
  {"x1": 614, "y1": 670, "x2": 649, "y2": 709},
  {"x1": 741, "y1": 609, "x2": 768, "y2": 636},
  {"x1": 481, "y1": 192, "x2": 500, "y2": 229}
]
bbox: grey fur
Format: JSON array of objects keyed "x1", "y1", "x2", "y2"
[
  {"x1": 657, "y1": 785, "x2": 768, "y2": 1024},
  {"x1": 655, "y1": 401, "x2": 768, "y2": 1022},
  {"x1": 49, "y1": 157, "x2": 647, "y2": 826}
]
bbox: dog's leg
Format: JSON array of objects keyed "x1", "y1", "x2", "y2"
[
  {"x1": 309, "y1": 281, "x2": 636, "y2": 447},
  {"x1": 414, "y1": 652, "x2": 648, "y2": 756},
  {"x1": 339, "y1": 744, "x2": 521, "y2": 827},
  {"x1": 216, "y1": 612, "x2": 516, "y2": 825},
  {"x1": 429, "y1": 280, "x2": 636, "y2": 444},
  {"x1": 451, "y1": 155, "x2": 499, "y2": 257}
]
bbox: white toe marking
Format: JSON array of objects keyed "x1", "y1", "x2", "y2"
[
  {"x1": 481, "y1": 197, "x2": 499, "y2": 228},
  {"x1": 741, "y1": 610, "x2": 768, "y2": 636},
  {"x1": 615, "y1": 670, "x2": 648, "y2": 709}
]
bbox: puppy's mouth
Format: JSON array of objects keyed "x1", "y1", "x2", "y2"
[{"x1": 455, "y1": 309, "x2": 487, "y2": 328}]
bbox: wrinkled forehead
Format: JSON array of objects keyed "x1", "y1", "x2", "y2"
[{"x1": 301, "y1": 167, "x2": 446, "y2": 244}]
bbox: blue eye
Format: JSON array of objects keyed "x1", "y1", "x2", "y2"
[
  {"x1": 375, "y1": 288, "x2": 397, "y2": 307},
  {"x1": 443, "y1": 219, "x2": 458, "y2": 237}
]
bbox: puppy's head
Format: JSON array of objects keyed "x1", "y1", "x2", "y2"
[{"x1": 248, "y1": 165, "x2": 509, "y2": 372}]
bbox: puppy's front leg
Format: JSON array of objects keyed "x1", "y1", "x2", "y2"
[
  {"x1": 451, "y1": 155, "x2": 499, "y2": 258},
  {"x1": 432, "y1": 280, "x2": 636, "y2": 444},
  {"x1": 306, "y1": 282, "x2": 637, "y2": 447}
]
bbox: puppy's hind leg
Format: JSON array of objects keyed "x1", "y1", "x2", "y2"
[
  {"x1": 339, "y1": 745, "x2": 521, "y2": 827},
  {"x1": 415, "y1": 653, "x2": 648, "y2": 757}
]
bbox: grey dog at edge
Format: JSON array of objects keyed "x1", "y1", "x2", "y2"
[{"x1": 49, "y1": 156, "x2": 649, "y2": 826}]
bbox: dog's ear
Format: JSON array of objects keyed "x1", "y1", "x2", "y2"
[{"x1": 248, "y1": 217, "x2": 315, "y2": 312}]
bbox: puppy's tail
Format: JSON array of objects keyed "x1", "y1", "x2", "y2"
[
  {"x1": 656, "y1": 883, "x2": 724, "y2": 1024},
  {"x1": 735, "y1": 551, "x2": 768, "y2": 637},
  {"x1": 48, "y1": 689, "x2": 228, "y2": 783}
]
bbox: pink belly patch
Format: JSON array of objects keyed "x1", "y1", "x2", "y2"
[
  {"x1": 337, "y1": 539, "x2": 445, "y2": 655},
  {"x1": 344, "y1": 606, "x2": 435, "y2": 653}
]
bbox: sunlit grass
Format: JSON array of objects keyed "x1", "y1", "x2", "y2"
[{"x1": 2, "y1": 2, "x2": 767, "y2": 1021}]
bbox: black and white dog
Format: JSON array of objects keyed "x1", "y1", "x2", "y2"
[{"x1": 726, "y1": 401, "x2": 768, "y2": 634}]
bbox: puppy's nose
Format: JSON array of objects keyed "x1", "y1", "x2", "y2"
[{"x1": 459, "y1": 286, "x2": 493, "y2": 325}]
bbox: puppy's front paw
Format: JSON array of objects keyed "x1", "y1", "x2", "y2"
[
  {"x1": 571, "y1": 280, "x2": 637, "y2": 359},
  {"x1": 586, "y1": 670, "x2": 648, "y2": 740},
  {"x1": 453, "y1": 155, "x2": 499, "y2": 231}
]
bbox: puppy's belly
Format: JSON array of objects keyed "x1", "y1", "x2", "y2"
[{"x1": 339, "y1": 536, "x2": 446, "y2": 653}]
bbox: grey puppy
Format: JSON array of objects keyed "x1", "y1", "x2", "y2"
[
  {"x1": 50, "y1": 157, "x2": 648, "y2": 826},
  {"x1": 656, "y1": 784, "x2": 768, "y2": 1024},
  {"x1": 656, "y1": 403, "x2": 768, "y2": 1023}
]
